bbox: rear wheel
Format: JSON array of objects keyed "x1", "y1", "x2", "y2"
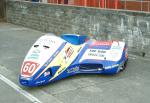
[{"x1": 119, "y1": 59, "x2": 128, "y2": 72}]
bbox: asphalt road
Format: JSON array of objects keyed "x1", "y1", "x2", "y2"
[{"x1": 0, "y1": 23, "x2": 150, "y2": 103}]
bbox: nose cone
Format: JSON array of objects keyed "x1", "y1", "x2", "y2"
[
  {"x1": 20, "y1": 35, "x2": 65, "y2": 78},
  {"x1": 20, "y1": 35, "x2": 66, "y2": 86},
  {"x1": 19, "y1": 61, "x2": 47, "y2": 87},
  {"x1": 19, "y1": 75, "x2": 33, "y2": 86}
]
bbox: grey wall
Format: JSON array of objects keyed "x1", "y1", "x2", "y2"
[
  {"x1": 6, "y1": 1, "x2": 150, "y2": 57},
  {"x1": 0, "y1": 0, "x2": 6, "y2": 19}
]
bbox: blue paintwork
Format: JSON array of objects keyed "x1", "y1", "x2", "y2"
[
  {"x1": 61, "y1": 34, "x2": 89, "y2": 45},
  {"x1": 19, "y1": 34, "x2": 128, "y2": 87}
]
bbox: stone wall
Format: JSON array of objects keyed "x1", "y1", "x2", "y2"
[
  {"x1": 6, "y1": 1, "x2": 150, "y2": 57},
  {"x1": 0, "y1": 0, "x2": 6, "y2": 20}
]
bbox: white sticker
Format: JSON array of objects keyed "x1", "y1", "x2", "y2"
[{"x1": 80, "y1": 41, "x2": 125, "y2": 62}]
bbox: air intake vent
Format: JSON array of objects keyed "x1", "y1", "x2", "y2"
[{"x1": 79, "y1": 64, "x2": 103, "y2": 72}]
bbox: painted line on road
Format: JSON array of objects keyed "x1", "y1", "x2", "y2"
[{"x1": 0, "y1": 74, "x2": 42, "y2": 103}]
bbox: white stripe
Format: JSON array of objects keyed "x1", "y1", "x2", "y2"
[{"x1": 0, "y1": 74, "x2": 42, "y2": 103}]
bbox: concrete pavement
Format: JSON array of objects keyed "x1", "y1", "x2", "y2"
[{"x1": 0, "y1": 23, "x2": 150, "y2": 103}]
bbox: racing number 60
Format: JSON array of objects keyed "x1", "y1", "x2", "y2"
[
  {"x1": 23, "y1": 63, "x2": 36, "y2": 73},
  {"x1": 21, "y1": 61, "x2": 39, "y2": 76}
]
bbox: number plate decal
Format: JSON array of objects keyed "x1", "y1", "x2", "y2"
[{"x1": 21, "y1": 61, "x2": 40, "y2": 77}]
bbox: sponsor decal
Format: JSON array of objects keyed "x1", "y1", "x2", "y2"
[
  {"x1": 79, "y1": 49, "x2": 108, "y2": 62},
  {"x1": 65, "y1": 46, "x2": 74, "y2": 58},
  {"x1": 35, "y1": 80, "x2": 46, "y2": 84},
  {"x1": 38, "y1": 38, "x2": 56, "y2": 44},
  {"x1": 67, "y1": 66, "x2": 79, "y2": 73},
  {"x1": 98, "y1": 50, "x2": 106, "y2": 53},
  {"x1": 20, "y1": 76, "x2": 31, "y2": 80},
  {"x1": 111, "y1": 46, "x2": 121, "y2": 50},
  {"x1": 21, "y1": 61, "x2": 40, "y2": 77},
  {"x1": 88, "y1": 49, "x2": 106, "y2": 57},
  {"x1": 104, "y1": 64, "x2": 119, "y2": 69},
  {"x1": 62, "y1": 46, "x2": 74, "y2": 62},
  {"x1": 44, "y1": 71, "x2": 50, "y2": 77},
  {"x1": 28, "y1": 49, "x2": 40, "y2": 60},
  {"x1": 90, "y1": 41, "x2": 112, "y2": 47}
]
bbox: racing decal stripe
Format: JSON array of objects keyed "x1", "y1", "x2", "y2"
[
  {"x1": 35, "y1": 42, "x2": 66, "y2": 80},
  {"x1": 49, "y1": 44, "x2": 82, "y2": 81}
]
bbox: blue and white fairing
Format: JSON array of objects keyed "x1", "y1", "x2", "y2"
[
  {"x1": 19, "y1": 34, "x2": 128, "y2": 86},
  {"x1": 73, "y1": 40, "x2": 127, "y2": 74},
  {"x1": 19, "y1": 35, "x2": 66, "y2": 86}
]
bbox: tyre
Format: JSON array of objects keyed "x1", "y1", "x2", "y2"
[{"x1": 119, "y1": 59, "x2": 128, "y2": 72}]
